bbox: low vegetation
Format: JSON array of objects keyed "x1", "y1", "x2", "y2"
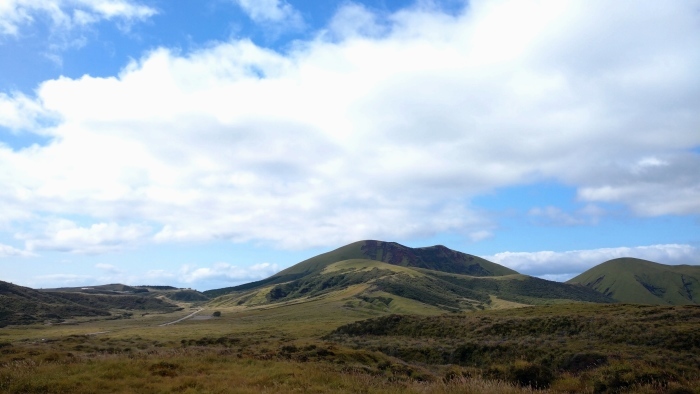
[
  {"x1": 3, "y1": 241, "x2": 699, "y2": 392},
  {"x1": 1, "y1": 301, "x2": 698, "y2": 393}
]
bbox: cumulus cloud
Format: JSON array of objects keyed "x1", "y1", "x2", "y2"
[
  {"x1": 0, "y1": 92, "x2": 56, "y2": 132},
  {"x1": 33, "y1": 273, "x2": 92, "y2": 287},
  {"x1": 0, "y1": 0, "x2": 156, "y2": 37},
  {"x1": 21, "y1": 221, "x2": 151, "y2": 254},
  {"x1": 0, "y1": 0, "x2": 698, "y2": 252},
  {"x1": 0, "y1": 243, "x2": 33, "y2": 258},
  {"x1": 487, "y1": 244, "x2": 700, "y2": 279},
  {"x1": 528, "y1": 204, "x2": 604, "y2": 226},
  {"x1": 95, "y1": 262, "x2": 122, "y2": 274},
  {"x1": 179, "y1": 262, "x2": 280, "y2": 284},
  {"x1": 231, "y1": 0, "x2": 302, "y2": 27}
]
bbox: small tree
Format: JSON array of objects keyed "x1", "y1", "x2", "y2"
[{"x1": 212, "y1": 311, "x2": 221, "y2": 317}]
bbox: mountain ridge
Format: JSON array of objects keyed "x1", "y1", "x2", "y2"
[
  {"x1": 204, "y1": 240, "x2": 613, "y2": 311},
  {"x1": 205, "y1": 240, "x2": 517, "y2": 298}
]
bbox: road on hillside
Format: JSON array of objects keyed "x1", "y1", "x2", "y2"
[{"x1": 159, "y1": 308, "x2": 203, "y2": 326}]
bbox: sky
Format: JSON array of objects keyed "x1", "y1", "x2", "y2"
[{"x1": 0, "y1": 0, "x2": 699, "y2": 291}]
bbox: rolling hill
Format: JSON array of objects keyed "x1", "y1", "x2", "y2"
[
  {"x1": 205, "y1": 240, "x2": 614, "y2": 312},
  {"x1": 0, "y1": 280, "x2": 109, "y2": 327},
  {"x1": 45, "y1": 284, "x2": 210, "y2": 303},
  {"x1": 567, "y1": 257, "x2": 700, "y2": 305},
  {"x1": 0, "y1": 281, "x2": 186, "y2": 327}
]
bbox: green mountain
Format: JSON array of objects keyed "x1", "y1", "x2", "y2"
[
  {"x1": 567, "y1": 258, "x2": 700, "y2": 305},
  {"x1": 205, "y1": 240, "x2": 517, "y2": 298},
  {"x1": 205, "y1": 240, "x2": 613, "y2": 312}
]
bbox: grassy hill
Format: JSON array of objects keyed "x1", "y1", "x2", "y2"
[
  {"x1": 44, "y1": 284, "x2": 210, "y2": 303},
  {"x1": 0, "y1": 280, "x2": 110, "y2": 327},
  {"x1": 0, "y1": 281, "x2": 189, "y2": 327},
  {"x1": 567, "y1": 258, "x2": 700, "y2": 305},
  {"x1": 205, "y1": 241, "x2": 613, "y2": 312},
  {"x1": 204, "y1": 240, "x2": 517, "y2": 298}
]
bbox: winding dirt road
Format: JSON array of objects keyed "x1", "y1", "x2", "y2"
[{"x1": 159, "y1": 308, "x2": 203, "y2": 326}]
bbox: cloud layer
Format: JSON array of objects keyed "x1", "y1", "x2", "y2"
[
  {"x1": 1, "y1": 0, "x2": 699, "y2": 253},
  {"x1": 489, "y1": 244, "x2": 700, "y2": 280},
  {"x1": 0, "y1": 0, "x2": 156, "y2": 37}
]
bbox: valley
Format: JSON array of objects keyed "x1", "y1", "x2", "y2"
[{"x1": 1, "y1": 241, "x2": 699, "y2": 393}]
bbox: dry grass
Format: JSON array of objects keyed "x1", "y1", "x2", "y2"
[{"x1": 2, "y1": 301, "x2": 699, "y2": 393}]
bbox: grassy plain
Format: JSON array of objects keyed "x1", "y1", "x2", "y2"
[{"x1": 1, "y1": 299, "x2": 699, "y2": 393}]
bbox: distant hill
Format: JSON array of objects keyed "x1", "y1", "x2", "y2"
[
  {"x1": 43, "y1": 283, "x2": 150, "y2": 295},
  {"x1": 47, "y1": 284, "x2": 210, "y2": 303},
  {"x1": 0, "y1": 280, "x2": 109, "y2": 327},
  {"x1": 0, "y1": 281, "x2": 194, "y2": 327},
  {"x1": 205, "y1": 241, "x2": 613, "y2": 312},
  {"x1": 567, "y1": 258, "x2": 700, "y2": 305}
]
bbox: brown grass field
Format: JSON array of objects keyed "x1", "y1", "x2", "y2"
[{"x1": 1, "y1": 298, "x2": 699, "y2": 393}]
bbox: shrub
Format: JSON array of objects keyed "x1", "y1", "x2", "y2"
[{"x1": 509, "y1": 360, "x2": 554, "y2": 389}]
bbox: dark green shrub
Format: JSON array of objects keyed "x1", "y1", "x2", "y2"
[
  {"x1": 561, "y1": 352, "x2": 608, "y2": 372},
  {"x1": 508, "y1": 361, "x2": 554, "y2": 389}
]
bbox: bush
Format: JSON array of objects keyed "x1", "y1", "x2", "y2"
[
  {"x1": 509, "y1": 360, "x2": 554, "y2": 389},
  {"x1": 212, "y1": 311, "x2": 221, "y2": 317}
]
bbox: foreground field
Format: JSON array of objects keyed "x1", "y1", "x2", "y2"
[{"x1": 1, "y1": 301, "x2": 699, "y2": 393}]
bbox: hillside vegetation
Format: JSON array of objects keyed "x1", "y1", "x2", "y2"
[
  {"x1": 205, "y1": 241, "x2": 612, "y2": 312},
  {"x1": 204, "y1": 240, "x2": 517, "y2": 298},
  {"x1": 1, "y1": 300, "x2": 698, "y2": 393},
  {"x1": 567, "y1": 258, "x2": 700, "y2": 305},
  {"x1": 0, "y1": 281, "x2": 191, "y2": 327},
  {"x1": 328, "y1": 303, "x2": 700, "y2": 391},
  {"x1": 3, "y1": 241, "x2": 700, "y2": 392},
  {"x1": 0, "y1": 281, "x2": 110, "y2": 327}
]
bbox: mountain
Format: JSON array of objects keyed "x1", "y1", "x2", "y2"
[
  {"x1": 567, "y1": 258, "x2": 700, "y2": 305},
  {"x1": 204, "y1": 240, "x2": 517, "y2": 298},
  {"x1": 205, "y1": 240, "x2": 613, "y2": 312}
]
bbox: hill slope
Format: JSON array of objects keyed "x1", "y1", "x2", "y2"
[
  {"x1": 0, "y1": 280, "x2": 109, "y2": 327},
  {"x1": 204, "y1": 240, "x2": 517, "y2": 298},
  {"x1": 567, "y1": 258, "x2": 700, "y2": 305},
  {"x1": 205, "y1": 241, "x2": 614, "y2": 312}
]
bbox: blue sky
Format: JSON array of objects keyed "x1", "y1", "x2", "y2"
[{"x1": 1, "y1": 0, "x2": 698, "y2": 290}]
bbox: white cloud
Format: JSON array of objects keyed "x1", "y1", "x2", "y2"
[
  {"x1": 95, "y1": 262, "x2": 122, "y2": 274},
  {"x1": 487, "y1": 244, "x2": 700, "y2": 277},
  {"x1": 468, "y1": 230, "x2": 493, "y2": 242},
  {"x1": 33, "y1": 273, "x2": 92, "y2": 287},
  {"x1": 0, "y1": 91, "x2": 55, "y2": 132},
  {"x1": 21, "y1": 220, "x2": 151, "y2": 254},
  {"x1": 0, "y1": 0, "x2": 698, "y2": 251},
  {"x1": 231, "y1": 0, "x2": 302, "y2": 26},
  {"x1": 0, "y1": 0, "x2": 156, "y2": 37},
  {"x1": 528, "y1": 204, "x2": 604, "y2": 226},
  {"x1": 179, "y1": 262, "x2": 280, "y2": 284},
  {"x1": 0, "y1": 243, "x2": 33, "y2": 258},
  {"x1": 325, "y1": 3, "x2": 388, "y2": 40}
]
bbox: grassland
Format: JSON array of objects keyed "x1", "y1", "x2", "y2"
[
  {"x1": 3, "y1": 245, "x2": 699, "y2": 392},
  {"x1": 2, "y1": 298, "x2": 699, "y2": 393}
]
